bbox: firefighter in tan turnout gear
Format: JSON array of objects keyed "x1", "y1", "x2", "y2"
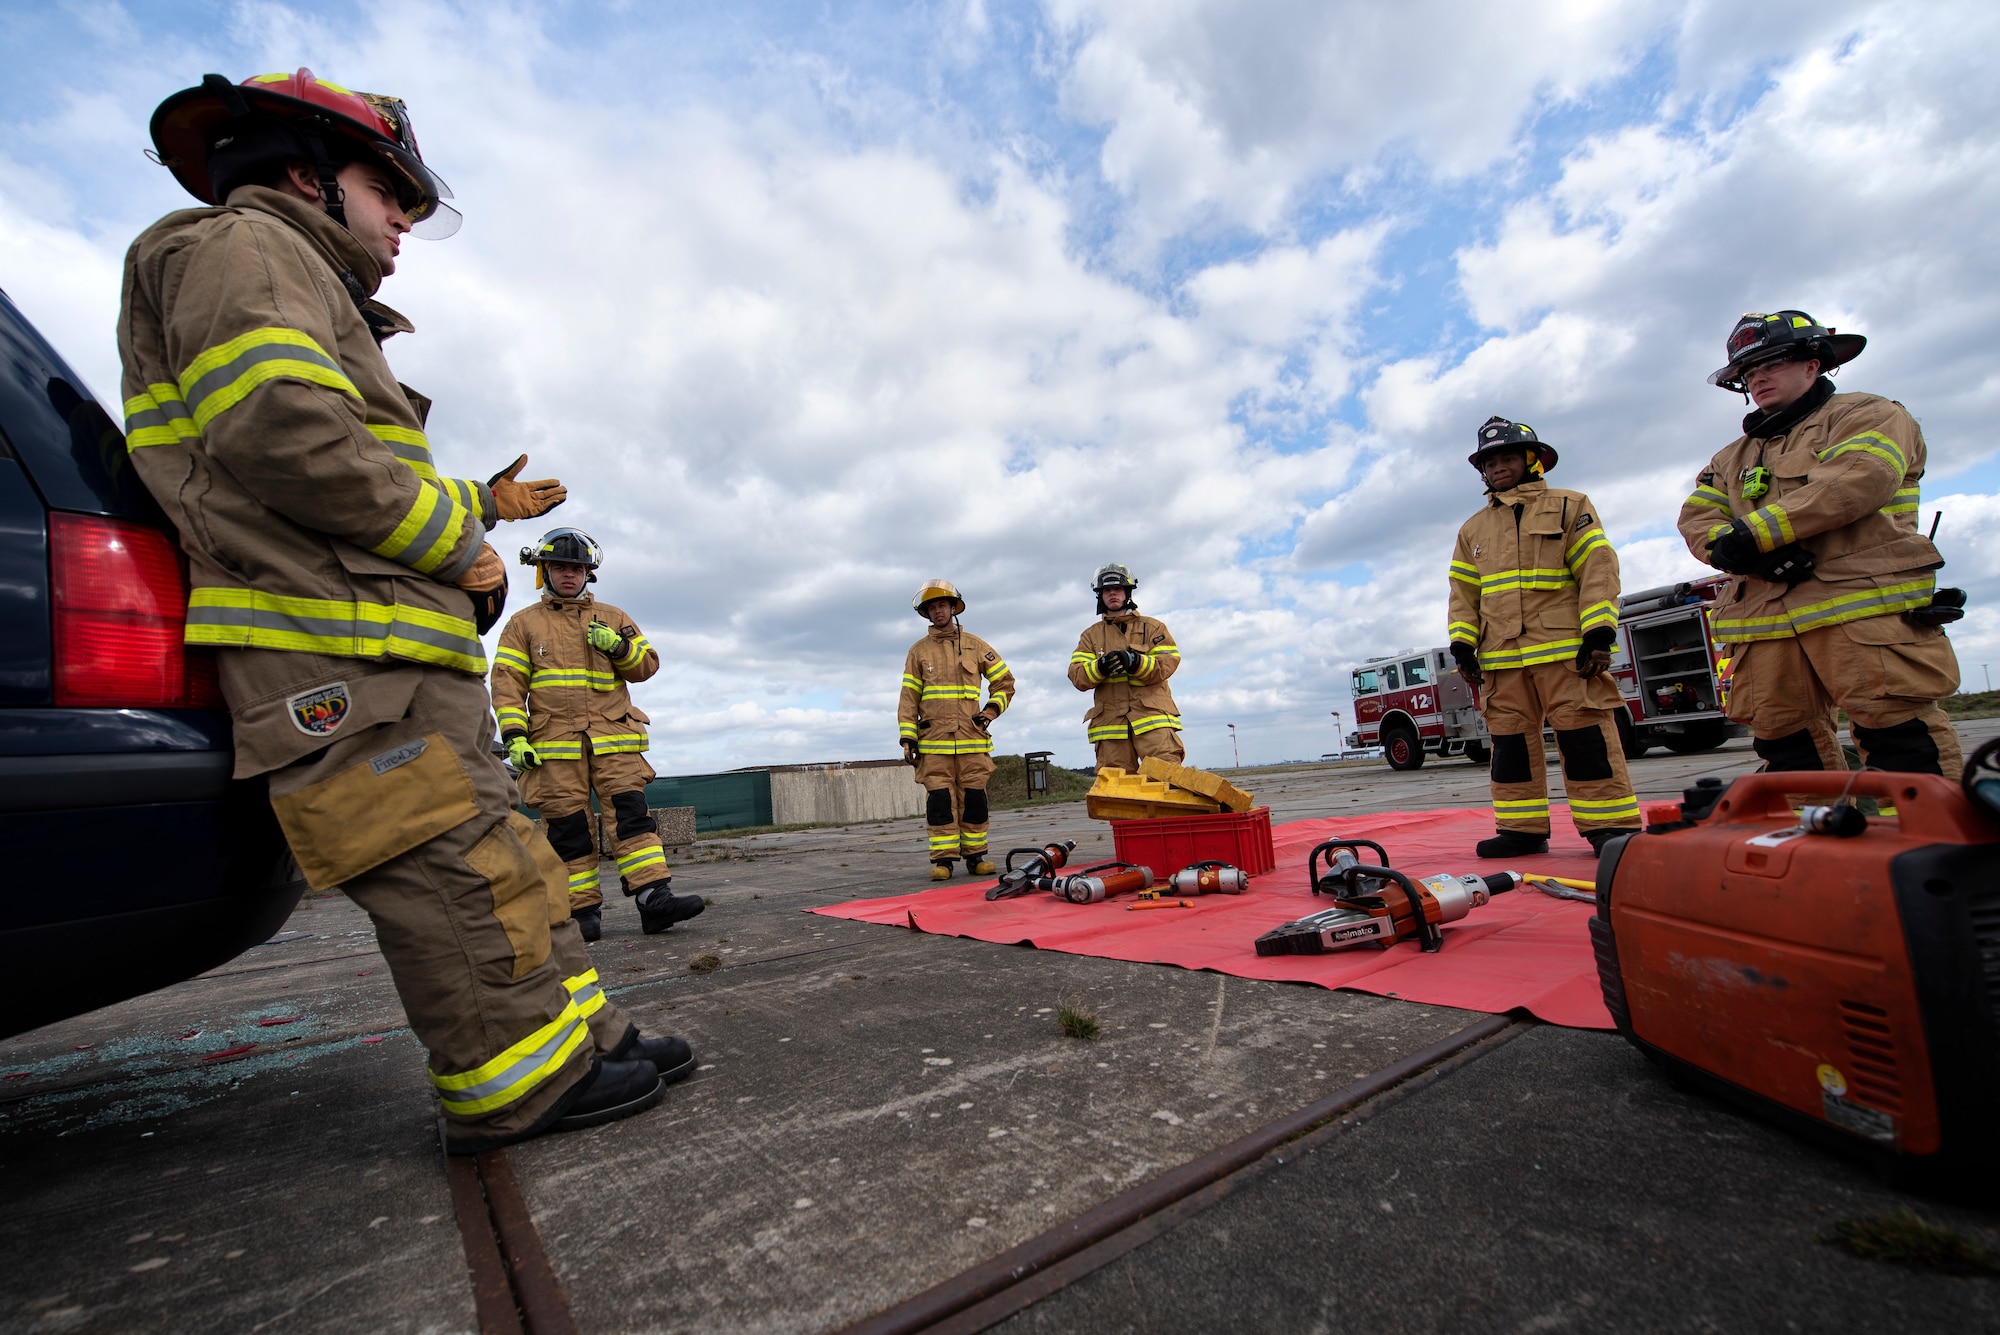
[
  {"x1": 1447, "y1": 418, "x2": 1641, "y2": 859},
  {"x1": 1069, "y1": 564, "x2": 1185, "y2": 770},
  {"x1": 494, "y1": 530, "x2": 706, "y2": 941},
  {"x1": 899, "y1": 580, "x2": 1017, "y2": 880},
  {"x1": 119, "y1": 69, "x2": 691, "y2": 1153},
  {"x1": 1678, "y1": 310, "x2": 1964, "y2": 775}
]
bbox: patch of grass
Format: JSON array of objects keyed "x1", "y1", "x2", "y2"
[
  {"x1": 986, "y1": 755, "x2": 1097, "y2": 808},
  {"x1": 1055, "y1": 1004, "x2": 1101, "y2": 1041},
  {"x1": 1820, "y1": 1207, "x2": 2000, "y2": 1275},
  {"x1": 1941, "y1": 689, "x2": 2000, "y2": 720},
  {"x1": 687, "y1": 951, "x2": 722, "y2": 974}
]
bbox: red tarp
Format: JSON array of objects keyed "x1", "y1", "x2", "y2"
[{"x1": 809, "y1": 805, "x2": 1616, "y2": 1030}]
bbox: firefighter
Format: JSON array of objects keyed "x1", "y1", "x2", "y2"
[
  {"x1": 1068, "y1": 564, "x2": 1185, "y2": 771},
  {"x1": 120, "y1": 70, "x2": 692, "y2": 1152},
  {"x1": 495, "y1": 530, "x2": 706, "y2": 939},
  {"x1": 1448, "y1": 418, "x2": 1642, "y2": 857},
  {"x1": 1678, "y1": 311, "x2": 1963, "y2": 775},
  {"x1": 899, "y1": 580, "x2": 1017, "y2": 880}
]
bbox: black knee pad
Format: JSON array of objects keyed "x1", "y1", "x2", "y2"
[
  {"x1": 544, "y1": 809, "x2": 595, "y2": 861},
  {"x1": 926, "y1": 789, "x2": 955, "y2": 825},
  {"x1": 962, "y1": 789, "x2": 988, "y2": 824},
  {"x1": 1489, "y1": 733, "x2": 1533, "y2": 785},
  {"x1": 611, "y1": 790, "x2": 656, "y2": 840},
  {"x1": 1752, "y1": 729, "x2": 1825, "y2": 772},
  {"x1": 1851, "y1": 718, "x2": 1942, "y2": 775},
  {"x1": 1555, "y1": 724, "x2": 1614, "y2": 782}
]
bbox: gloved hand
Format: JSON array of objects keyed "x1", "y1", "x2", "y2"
[
  {"x1": 587, "y1": 620, "x2": 625, "y2": 654},
  {"x1": 488, "y1": 454, "x2": 567, "y2": 521},
  {"x1": 454, "y1": 542, "x2": 508, "y2": 633},
  {"x1": 1574, "y1": 627, "x2": 1617, "y2": 679},
  {"x1": 972, "y1": 708, "x2": 996, "y2": 733},
  {"x1": 1449, "y1": 641, "x2": 1483, "y2": 687},
  {"x1": 1706, "y1": 521, "x2": 1760, "y2": 575},
  {"x1": 901, "y1": 740, "x2": 920, "y2": 766},
  {"x1": 1097, "y1": 651, "x2": 1126, "y2": 678},
  {"x1": 1908, "y1": 587, "x2": 1966, "y2": 626},
  {"x1": 506, "y1": 734, "x2": 540, "y2": 769},
  {"x1": 1120, "y1": 648, "x2": 1144, "y2": 676},
  {"x1": 1754, "y1": 543, "x2": 1816, "y2": 587}
]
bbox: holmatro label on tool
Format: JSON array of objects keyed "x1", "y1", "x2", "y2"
[{"x1": 1822, "y1": 1092, "x2": 1895, "y2": 1144}]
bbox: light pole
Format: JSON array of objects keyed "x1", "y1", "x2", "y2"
[
  {"x1": 1329, "y1": 708, "x2": 1343, "y2": 750},
  {"x1": 1985, "y1": 663, "x2": 1992, "y2": 693},
  {"x1": 1228, "y1": 723, "x2": 1240, "y2": 769}
]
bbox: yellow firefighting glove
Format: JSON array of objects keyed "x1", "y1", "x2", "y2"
[
  {"x1": 488, "y1": 454, "x2": 568, "y2": 521},
  {"x1": 587, "y1": 620, "x2": 625, "y2": 654},
  {"x1": 506, "y1": 735, "x2": 540, "y2": 769}
]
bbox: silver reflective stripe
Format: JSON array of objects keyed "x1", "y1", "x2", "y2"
[
  {"x1": 183, "y1": 340, "x2": 346, "y2": 415},
  {"x1": 124, "y1": 396, "x2": 192, "y2": 432},
  {"x1": 393, "y1": 491, "x2": 458, "y2": 569},
  {"x1": 433, "y1": 1011, "x2": 586, "y2": 1110}
]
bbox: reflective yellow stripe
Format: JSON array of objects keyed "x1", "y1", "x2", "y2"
[
  {"x1": 494, "y1": 706, "x2": 529, "y2": 732},
  {"x1": 123, "y1": 383, "x2": 199, "y2": 450},
  {"x1": 563, "y1": 970, "x2": 606, "y2": 1021},
  {"x1": 921, "y1": 686, "x2": 981, "y2": 699},
  {"x1": 184, "y1": 587, "x2": 485, "y2": 673},
  {"x1": 369, "y1": 482, "x2": 470, "y2": 575},
  {"x1": 1564, "y1": 530, "x2": 1609, "y2": 567},
  {"x1": 1709, "y1": 578, "x2": 1936, "y2": 640},
  {"x1": 1130, "y1": 712, "x2": 1182, "y2": 735},
  {"x1": 1685, "y1": 484, "x2": 1730, "y2": 512},
  {"x1": 929, "y1": 833, "x2": 960, "y2": 850},
  {"x1": 566, "y1": 867, "x2": 599, "y2": 890},
  {"x1": 917, "y1": 737, "x2": 994, "y2": 754},
  {"x1": 1580, "y1": 600, "x2": 1619, "y2": 631},
  {"x1": 590, "y1": 732, "x2": 648, "y2": 755},
  {"x1": 368, "y1": 423, "x2": 436, "y2": 480},
  {"x1": 1743, "y1": 504, "x2": 1793, "y2": 552},
  {"x1": 493, "y1": 646, "x2": 532, "y2": 676},
  {"x1": 1479, "y1": 568, "x2": 1574, "y2": 593},
  {"x1": 618, "y1": 846, "x2": 667, "y2": 876},
  {"x1": 1448, "y1": 560, "x2": 1480, "y2": 586},
  {"x1": 982, "y1": 659, "x2": 1009, "y2": 681},
  {"x1": 179, "y1": 327, "x2": 358, "y2": 430},
  {"x1": 1448, "y1": 620, "x2": 1480, "y2": 643},
  {"x1": 1707, "y1": 522, "x2": 1732, "y2": 543},
  {"x1": 612, "y1": 635, "x2": 650, "y2": 671},
  {"x1": 1569, "y1": 795, "x2": 1641, "y2": 819},
  {"x1": 960, "y1": 831, "x2": 989, "y2": 850},
  {"x1": 1477, "y1": 637, "x2": 1582, "y2": 670},
  {"x1": 537, "y1": 740, "x2": 587, "y2": 760},
  {"x1": 1493, "y1": 798, "x2": 1550, "y2": 812},
  {"x1": 1819, "y1": 430, "x2": 1906, "y2": 475},
  {"x1": 1880, "y1": 485, "x2": 1920, "y2": 516},
  {"x1": 987, "y1": 691, "x2": 1009, "y2": 713},
  {"x1": 898, "y1": 722, "x2": 918, "y2": 738},
  {"x1": 901, "y1": 674, "x2": 923, "y2": 692},
  {"x1": 429, "y1": 999, "x2": 589, "y2": 1118},
  {"x1": 1087, "y1": 723, "x2": 1129, "y2": 741},
  {"x1": 530, "y1": 667, "x2": 620, "y2": 691}
]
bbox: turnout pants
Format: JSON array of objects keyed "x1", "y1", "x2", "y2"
[
  {"x1": 1091, "y1": 726, "x2": 1185, "y2": 774},
  {"x1": 1480, "y1": 662, "x2": 1640, "y2": 837},
  {"x1": 1725, "y1": 617, "x2": 1962, "y2": 776},
  {"x1": 916, "y1": 751, "x2": 995, "y2": 864},
  {"x1": 233, "y1": 656, "x2": 635, "y2": 1152},
  {"x1": 522, "y1": 749, "x2": 668, "y2": 910}
]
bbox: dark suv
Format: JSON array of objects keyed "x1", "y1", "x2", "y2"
[{"x1": 0, "y1": 287, "x2": 302, "y2": 1038}]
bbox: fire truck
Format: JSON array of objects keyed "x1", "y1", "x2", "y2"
[{"x1": 1345, "y1": 576, "x2": 1743, "y2": 771}]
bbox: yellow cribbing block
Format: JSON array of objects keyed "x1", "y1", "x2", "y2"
[
  {"x1": 1137, "y1": 757, "x2": 1255, "y2": 812},
  {"x1": 1086, "y1": 767, "x2": 1225, "y2": 821}
]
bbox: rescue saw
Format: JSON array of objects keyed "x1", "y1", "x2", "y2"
[
  {"x1": 1594, "y1": 753, "x2": 2000, "y2": 1193},
  {"x1": 1254, "y1": 837, "x2": 1518, "y2": 956}
]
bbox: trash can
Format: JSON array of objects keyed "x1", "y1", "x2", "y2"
[{"x1": 1025, "y1": 751, "x2": 1054, "y2": 798}]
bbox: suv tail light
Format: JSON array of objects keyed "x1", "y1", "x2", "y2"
[{"x1": 49, "y1": 512, "x2": 222, "y2": 708}]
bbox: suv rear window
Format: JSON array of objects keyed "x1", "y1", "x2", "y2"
[{"x1": 0, "y1": 289, "x2": 158, "y2": 519}]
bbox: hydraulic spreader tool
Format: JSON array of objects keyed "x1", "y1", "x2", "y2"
[
  {"x1": 1593, "y1": 744, "x2": 2000, "y2": 1192},
  {"x1": 1254, "y1": 838, "x2": 1518, "y2": 956},
  {"x1": 986, "y1": 841, "x2": 1077, "y2": 899}
]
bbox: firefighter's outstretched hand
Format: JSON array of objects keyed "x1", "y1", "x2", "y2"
[
  {"x1": 454, "y1": 542, "x2": 508, "y2": 633},
  {"x1": 488, "y1": 454, "x2": 568, "y2": 521}
]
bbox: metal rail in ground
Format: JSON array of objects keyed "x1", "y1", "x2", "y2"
[
  {"x1": 444, "y1": 1138, "x2": 579, "y2": 1335},
  {"x1": 833, "y1": 1011, "x2": 1527, "y2": 1335}
]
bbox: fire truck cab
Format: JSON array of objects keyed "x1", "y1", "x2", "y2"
[{"x1": 1346, "y1": 647, "x2": 1488, "y2": 771}]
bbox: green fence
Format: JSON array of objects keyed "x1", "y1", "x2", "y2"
[{"x1": 644, "y1": 770, "x2": 773, "y2": 832}]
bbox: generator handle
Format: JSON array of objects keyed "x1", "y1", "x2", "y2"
[{"x1": 1705, "y1": 772, "x2": 1988, "y2": 843}]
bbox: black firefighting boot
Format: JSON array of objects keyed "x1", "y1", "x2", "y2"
[
  {"x1": 573, "y1": 904, "x2": 602, "y2": 943},
  {"x1": 1476, "y1": 829, "x2": 1549, "y2": 859},
  {"x1": 552, "y1": 1058, "x2": 663, "y2": 1133},
  {"x1": 609, "y1": 1027, "x2": 698, "y2": 1085},
  {"x1": 1583, "y1": 829, "x2": 1631, "y2": 855},
  {"x1": 636, "y1": 879, "x2": 706, "y2": 934}
]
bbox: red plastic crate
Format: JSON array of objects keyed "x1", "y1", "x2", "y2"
[{"x1": 1110, "y1": 807, "x2": 1275, "y2": 879}]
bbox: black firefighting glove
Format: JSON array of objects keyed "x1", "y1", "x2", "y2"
[
  {"x1": 972, "y1": 707, "x2": 996, "y2": 732},
  {"x1": 1096, "y1": 651, "x2": 1126, "y2": 678},
  {"x1": 901, "y1": 740, "x2": 920, "y2": 765},
  {"x1": 1705, "y1": 521, "x2": 1760, "y2": 575},
  {"x1": 1574, "y1": 627, "x2": 1617, "y2": 679},
  {"x1": 1449, "y1": 641, "x2": 1483, "y2": 686},
  {"x1": 1120, "y1": 648, "x2": 1144, "y2": 676},
  {"x1": 1908, "y1": 587, "x2": 1967, "y2": 626},
  {"x1": 1755, "y1": 543, "x2": 1816, "y2": 586}
]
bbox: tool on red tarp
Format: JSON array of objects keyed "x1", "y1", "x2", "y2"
[
  {"x1": 1162, "y1": 861, "x2": 1247, "y2": 895},
  {"x1": 1129, "y1": 898, "x2": 1193, "y2": 911},
  {"x1": 1522, "y1": 873, "x2": 1597, "y2": 903},
  {"x1": 1595, "y1": 764, "x2": 2000, "y2": 1192},
  {"x1": 1050, "y1": 861, "x2": 1155, "y2": 904},
  {"x1": 986, "y1": 840, "x2": 1077, "y2": 900},
  {"x1": 1254, "y1": 837, "x2": 1519, "y2": 955}
]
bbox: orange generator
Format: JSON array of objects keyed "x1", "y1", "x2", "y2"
[{"x1": 1593, "y1": 769, "x2": 2000, "y2": 1192}]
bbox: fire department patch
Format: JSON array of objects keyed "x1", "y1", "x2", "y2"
[{"x1": 287, "y1": 683, "x2": 351, "y2": 737}]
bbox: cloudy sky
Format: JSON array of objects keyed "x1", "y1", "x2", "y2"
[{"x1": 4, "y1": 0, "x2": 1997, "y2": 772}]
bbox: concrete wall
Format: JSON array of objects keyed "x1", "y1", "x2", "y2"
[{"x1": 768, "y1": 760, "x2": 925, "y2": 826}]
